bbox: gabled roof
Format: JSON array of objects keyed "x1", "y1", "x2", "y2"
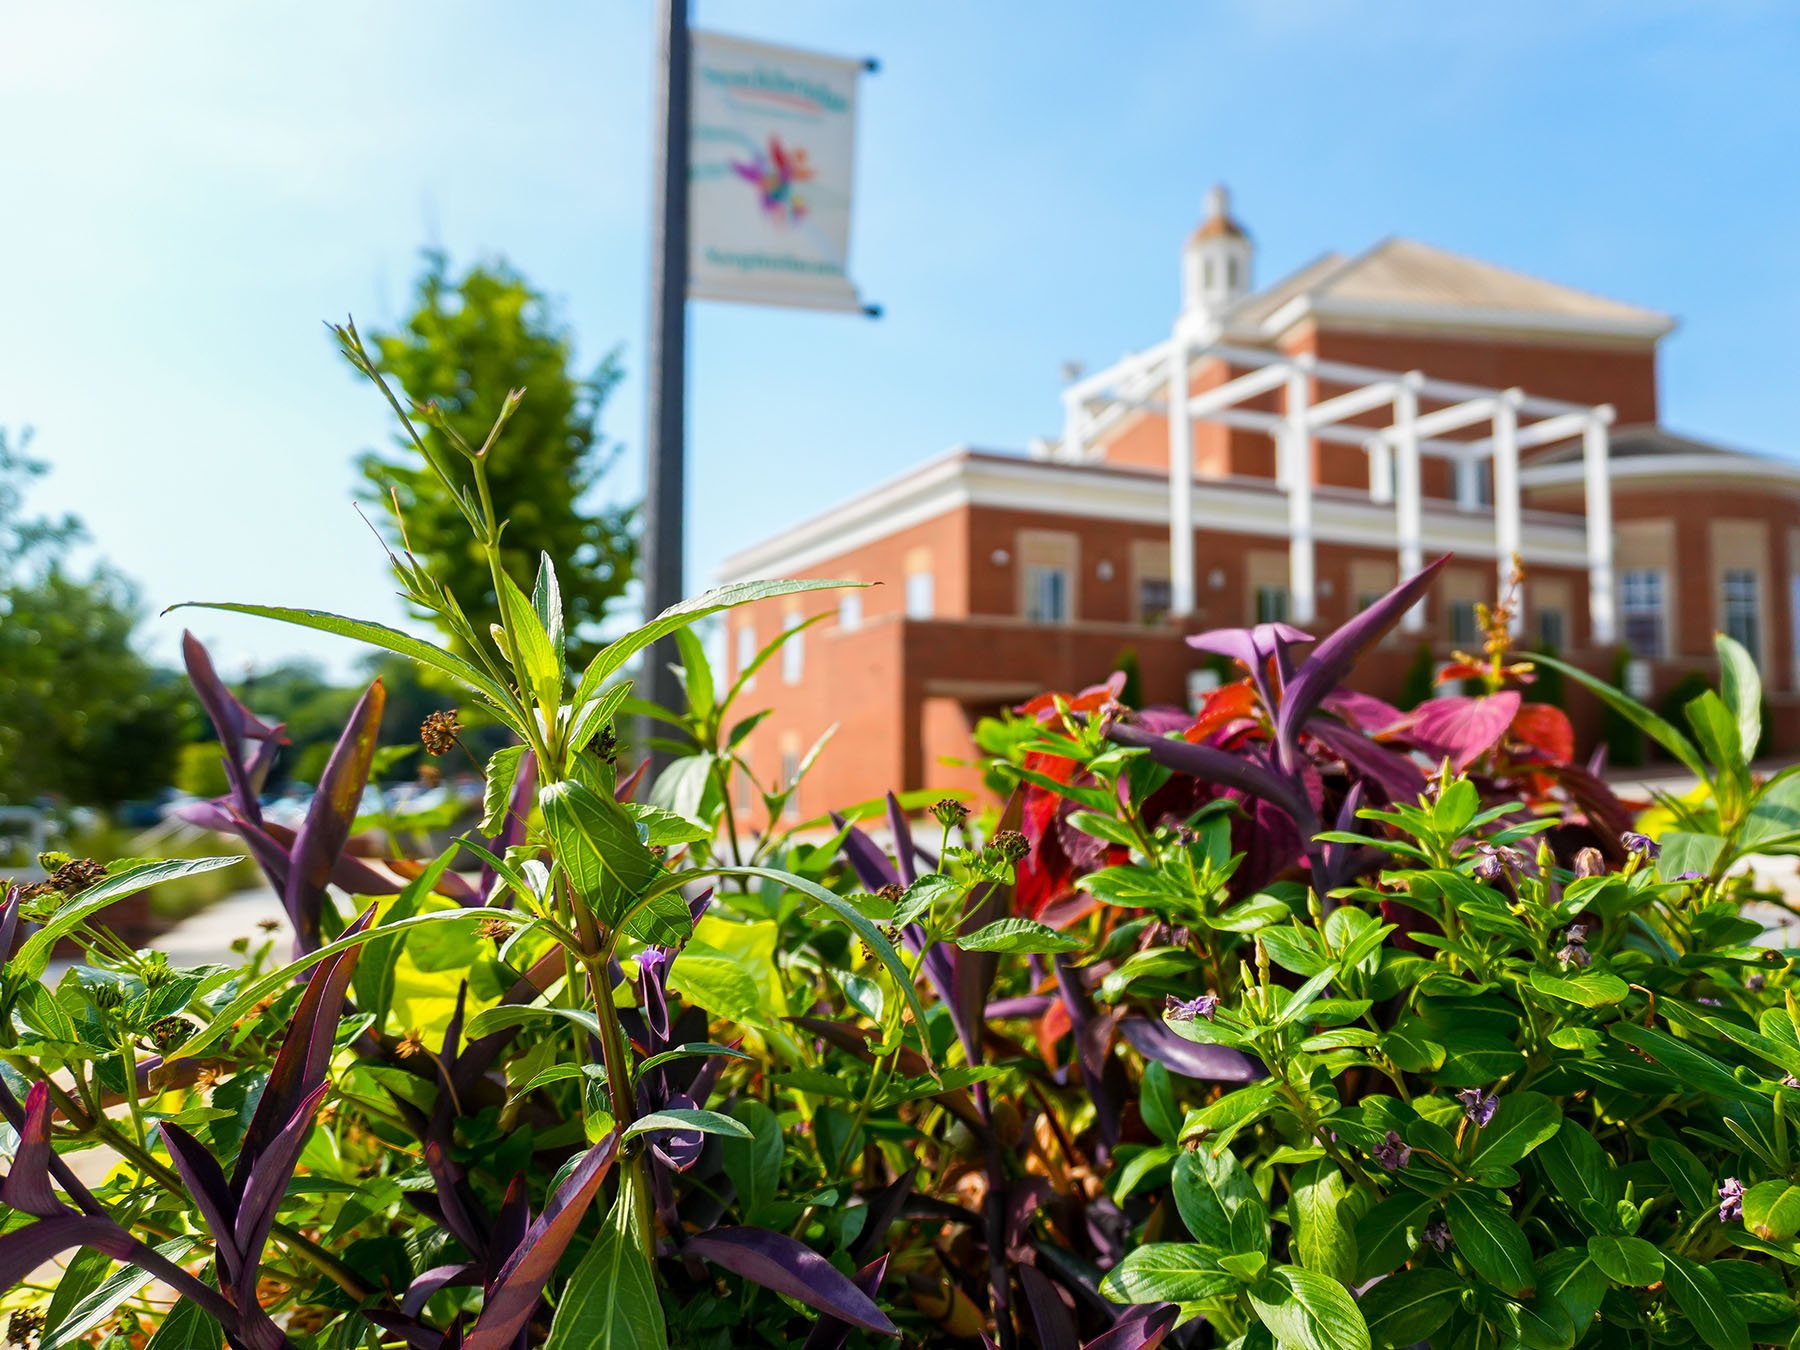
[{"x1": 1226, "y1": 237, "x2": 1676, "y2": 344}]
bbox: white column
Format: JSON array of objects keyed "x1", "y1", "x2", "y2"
[
  {"x1": 1061, "y1": 391, "x2": 1086, "y2": 462},
  {"x1": 1455, "y1": 456, "x2": 1481, "y2": 511},
  {"x1": 1492, "y1": 392, "x2": 1522, "y2": 634},
  {"x1": 1583, "y1": 411, "x2": 1616, "y2": 645},
  {"x1": 1393, "y1": 376, "x2": 1425, "y2": 633},
  {"x1": 1285, "y1": 368, "x2": 1316, "y2": 625},
  {"x1": 1368, "y1": 438, "x2": 1393, "y2": 504},
  {"x1": 1168, "y1": 340, "x2": 1195, "y2": 619}
]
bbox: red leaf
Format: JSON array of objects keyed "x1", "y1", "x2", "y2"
[{"x1": 1510, "y1": 702, "x2": 1575, "y2": 765}]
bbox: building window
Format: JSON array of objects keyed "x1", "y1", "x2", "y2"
[
  {"x1": 1226, "y1": 256, "x2": 1239, "y2": 290},
  {"x1": 1620, "y1": 569, "x2": 1665, "y2": 659},
  {"x1": 1536, "y1": 608, "x2": 1566, "y2": 652},
  {"x1": 1450, "y1": 601, "x2": 1480, "y2": 648},
  {"x1": 1139, "y1": 577, "x2": 1173, "y2": 625},
  {"x1": 781, "y1": 613, "x2": 804, "y2": 685},
  {"x1": 1723, "y1": 568, "x2": 1761, "y2": 657},
  {"x1": 838, "y1": 591, "x2": 862, "y2": 631},
  {"x1": 905, "y1": 569, "x2": 935, "y2": 619},
  {"x1": 1025, "y1": 565, "x2": 1071, "y2": 624},
  {"x1": 735, "y1": 625, "x2": 756, "y2": 689},
  {"x1": 1254, "y1": 585, "x2": 1289, "y2": 625}
]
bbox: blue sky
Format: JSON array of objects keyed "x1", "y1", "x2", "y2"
[{"x1": 3, "y1": 2, "x2": 1796, "y2": 676}]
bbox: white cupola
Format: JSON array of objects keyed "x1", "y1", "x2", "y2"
[{"x1": 1181, "y1": 183, "x2": 1253, "y2": 325}]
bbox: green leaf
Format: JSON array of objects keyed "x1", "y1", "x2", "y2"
[
  {"x1": 464, "y1": 1003, "x2": 603, "y2": 1041},
  {"x1": 1648, "y1": 1136, "x2": 1713, "y2": 1217},
  {"x1": 1742, "y1": 1180, "x2": 1800, "y2": 1241},
  {"x1": 1662, "y1": 1251, "x2": 1750, "y2": 1350},
  {"x1": 1528, "y1": 967, "x2": 1629, "y2": 1007},
  {"x1": 1687, "y1": 689, "x2": 1748, "y2": 813},
  {"x1": 1098, "y1": 1245, "x2": 1239, "y2": 1304},
  {"x1": 571, "y1": 579, "x2": 861, "y2": 714},
  {"x1": 544, "y1": 1190, "x2": 667, "y2": 1348},
  {"x1": 1352, "y1": 1191, "x2": 1436, "y2": 1284},
  {"x1": 1247, "y1": 1265, "x2": 1370, "y2": 1350},
  {"x1": 143, "y1": 1297, "x2": 224, "y2": 1350},
  {"x1": 479, "y1": 744, "x2": 528, "y2": 834},
  {"x1": 1609, "y1": 1022, "x2": 1747, "y2": 1099},
  {"x1": 1533, "y1": 1250, "x2": 1605, "y2": 1340},
  {"x1": 1358, "y1": 1268, "x2": 1460, "y2": 1349},
  {"x1": 1534, "y1": 1120, "x2": 1620, "y2": 1224},
  {"x1": 43, "y1": 1238, "x2": 195, "y2": 1348},
  {"x1": 170, "y1": 602, "x2": 522, "y2": 718},
  {"x1": 1471, "y1": 1091, "x2": 1561, "y2": 1169},
  {"x1": 567, "y1": 679, "x2": 634, "y2": 758},
  {"x1": 720, "y1": 1100, "x2": 783, "y2": 1222},
  {"x1": 1443, "y1": 1192, "x2": 1535, "y2": 1296},
  {"x1": 1716, "y1": 632, "x2": 1762, "y2": 762},
  {"x1": 621, "y1": 1108, "x2": 752, "y2": 1142},
  {"x1": 499, "y1": 567, "x2": 562, "y2": 711},
  {"x1": 1656, "y1": 831, "x2": 1726, "y2": 883},
  {"x1": 533, "y1": 551, "x2": 565, "y2": 670},
  {"x1": 540, "y1": 779, "x2": 663, "y2": 929},
  {"x1": 1289, "y1": 1160, "x2": 1357, "y2": 1284},
  {"x1": 1532, "y1": 650, "x2": 1708, "y2": 780},
  {"x1": 1585, "y1": 1234, "x2": 1663, "y2": 1286},
  {"x1": 352, "y1": 844, "x2": 459, "y2": 1028},
  {"x1": 15, "y1": 857, "x2": 244, "y2": 979},
  {"x1": 1173, "y1": 1145, "x2": 1268, "y2": 1255},
  {"x1": 1140, "y1": 1062, "x2": 1180, "y2": 1146},
  {"x1": 667, "y1": 953, "x2": 763, "y2": 1026},
  {"x1": 955, "y1": 917, "x2": 1083, "y2": 954},
  {"x1": 711, "y1": 865, "x2": 932, "y2": 1067}
]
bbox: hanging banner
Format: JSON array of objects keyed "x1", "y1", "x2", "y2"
[{"x1": 688, "y1": 30, "x2": 868, "y2": 314}]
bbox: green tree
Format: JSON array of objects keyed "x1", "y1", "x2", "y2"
[
  {"x1": 356, "y1": 255, "x2": 635, "y2": 666},
  {"x1": 0, "y1": 431, "x2": 186, "y2": 807}
]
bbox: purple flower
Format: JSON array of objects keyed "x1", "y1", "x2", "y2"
[
  {"x1": 1556, "y1": 924, "x2": 1591, "y2": 969},
  {"x1": 1372, "y1": 1130, "x2": 1411, "y2": 1172},
  {"x1": 1676, "y1": 870, "x2": 1706, "y2": 882},
  {"x1": 1698, "y1": 996, "x2": 1722, "y2": 1007},
  {"x1": 1572, "y1": 847, "x2": 1607, "y2": 879},
  {"x1": 1621, "y1": 831, "x2": 1660, "y2": 860},
  {"x1": 1457, "y1": 1088, "x2": 1498, "y2": 1128},
  {"x1": 1719, "y1": 1176, "x2": 1745, "y2": 1223},
  {"x1": 1422, "y1": 1219, "x2": 1451, "y2": 1251},
  {"x1": 1749, "y1": 973, "x2": 1767, "y2": 992},
  {"x1": 1472, "y1": 844, "x2": 1528, "y2": 885},
  {"x1": 1782, "y1": 1074, "x2": 1799, "y2": 1088},
  {"x1": 1166, "y1": 992, "x2": 1220, "y2": 1022}
]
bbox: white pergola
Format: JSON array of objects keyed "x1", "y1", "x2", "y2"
[{"x1": 1056, "y1": 334, "x2": 1616, "y2": 642}]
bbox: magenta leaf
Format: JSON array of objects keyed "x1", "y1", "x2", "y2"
[
  {"x1": 1019, "y1": 1263, "x2": 1079, "y2": 1350},
  {"x1": 1105, "y1": 724, "x2": 1316, "y2": 834},
  {"x1": 685, "y1": 1227, "x2": 899, "y2": 1337},
  {"x1": 1083, "y1": 1304, "x2": 1178, "y2": 1350},
  {"x1": 1402, "y1": 691, "x2": 1522, "y2": 772}
]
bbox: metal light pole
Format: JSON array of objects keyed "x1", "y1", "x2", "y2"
[{"x1": 641, "y1": 0, "x2": 691, "y2": 779}]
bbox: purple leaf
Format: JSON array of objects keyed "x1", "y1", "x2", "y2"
[
  {"x1": 235, "y1": 904, "x2": 376, "y2": 1193},
  {"x1": 402, "y1": 1261, "x2": 477, "y2": 1318},
  {"x1": 233, "y1": 1080, "x2": 330, "y2": 1306},
  {"x1": 1019, "y1": 1264, "x2": 1079, "y2": 1350},
  {"x1": 801, "y1": 1254, "x2": 890, "y2": 1350},
  {"x1": 685, "y1": 1227, "x2": 899, "y2": 1337},
  {"x1": 161, "y1": 1121, "x2": 241, "y2": 1282},
  {"x1": 831, "y1": 812, "x2": 899, "y2": 891},
  {"x1": 1303, "y1": 715, "x2": 1426, "y2": 803},
  {"x1": 462, "y1": 1136, "x2": 618, "y2": 1350},
  {"x1": 285, "y1": 678, "x2": 386, "y2": 952},
  {"x1": 1055, "y1": 957, "x2": 1120, "y2": 1147},
  {"x1": 0, "y1": 1082, "x2": 64, "y2": 1217},
  {"x1": 1105, "y1": 725, "x2": 1316, "y2": 835},
  {"x1": 886, "y1": 792, "x2": 920, "y2": 887},
  {"x1": 851, "y1": 1166, "x2": 917, "y2": 1266},
  {"x1": 182, "y1": 631, "x2": 285, "y2": 823},
  {"x1": 1188, "y1": 621, "x2": 1314, "y2": 713},
  {"x1": 1275, "y1": 555, "x2": 1449, "y2": 767},
  {"x1": 1117, "y1": 1017, "x2": 1260, "y2": 1081},
  {"x1": 1402, "y1": 691, "x2": 1522, "y2": 773},
  {"x1": 0, "y1": 886, "x2": 19, "y2": 964},
  {"x1": 986, "y1": 994, "x2": 1055, "y2": 1020},
  {"x1": 1083, "y1": 1304, "x2": 1178, "y2": 1350}
]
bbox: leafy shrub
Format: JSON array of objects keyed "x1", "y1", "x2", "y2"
[{"x1": 4, "y1": 348, "x2": 1798, "y2": 1349}]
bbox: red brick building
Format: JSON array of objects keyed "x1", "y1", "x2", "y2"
[{"x1": 718, "y1": 187, "x2": 1800, "y2": 818}]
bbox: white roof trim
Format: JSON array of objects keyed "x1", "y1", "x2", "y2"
[
  {"x1": 1523, "y1": 453, "x2": 1800, "y2": 490},
  {"x1": 1260, "y1": 293, "x2": 1675, "y2": 344},
  {"x1": 718, "y1": 453, "x2": 1593, "y2": 582}
]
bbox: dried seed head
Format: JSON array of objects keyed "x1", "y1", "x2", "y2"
[
  {"x1": 148, "y1": 1017, "x2": 197, "y2": 1052},
  {"x1": 49, "y1": 858, "x2": 108, "y2": 894},
  {"x1": 595, "y1": 724, "x2": 620, "y2": 764},
  {"x1": 420, "y1": 709, "x2": 462, "y2": 757},
  {"x1": 395, "y1": 1028, "x2": 427, "y2": 1059},
  {"x1": 7, "y1": 1309, "x2": 44, "y2": 1346},
  {"x1": 876, "y1": 883, "x2": 904, "y2": 905},
  {"x1": 476, "y1": 917, "x2": 510, "y2": 943},
  {"x1": 1572, "y1": 847, "x2": 1606, "y2": 879},
  {"x1": 930, "y1": 798, "x2": 969, "y2": 829},
  {"x1": 991, "y1": 830, "x2": 1029, "y2": 863}
]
